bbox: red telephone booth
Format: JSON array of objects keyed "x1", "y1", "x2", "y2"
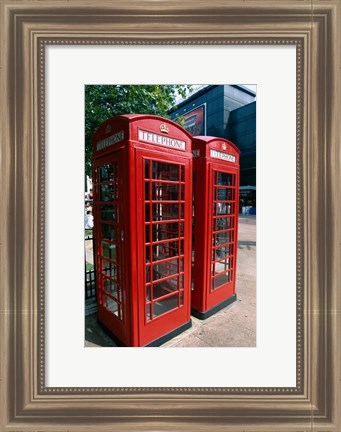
[
  {"x1": 92, "y1": 114, "x2": 193, "y2": 346},
  {"x1": 191, "y1": 136, "x2": 240, "y2": 319}
]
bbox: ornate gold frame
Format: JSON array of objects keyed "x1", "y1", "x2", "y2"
[{"x1": 1, "y1": 1, "x2": 340, "y2": 430}]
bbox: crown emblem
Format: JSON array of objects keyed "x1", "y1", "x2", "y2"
[
  {"x1": 105, "y1": 125, "x2": 112, "y2": 134},
  {"x1": 222, "y1": 143, "x2": 227, "y2": 151},
  {"x1": 160, "y1": 124, "x2": 169, "y2": 134}
]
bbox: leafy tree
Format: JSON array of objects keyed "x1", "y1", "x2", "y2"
[{"x1": 85, "y1": 85, "x2": 192, "y2": 176}]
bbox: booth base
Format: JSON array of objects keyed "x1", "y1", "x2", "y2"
[
  {"x1": 146, "y1": 319, "x2": 192, "y2": 347},
  {"x1": 97, "y1": 318, "x2": 192, "y2": 347},
  {"x1": 191, "y1": 294, "x2": 237, "y2": 320}
]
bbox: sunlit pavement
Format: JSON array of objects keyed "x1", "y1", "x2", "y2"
[{"x1": 85, "y1": 215, "x2": 256, "y2": 348}]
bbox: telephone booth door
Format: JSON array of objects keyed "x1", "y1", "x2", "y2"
[
  {"x1": 208, "y1": 166, "x2": 238, "y2": 309},
  {"x1": 136, "y1": 151, "x2": 191, "y2": 346},
  {"x1": 92, "y1": 150, "x2": 131, "y2": 344},
  {"x1": 92, "y1": 114, "x2": 192, "y2": 346},
  {"x1": 192, "y1": 136, "x2": 240, "y2": 319}
]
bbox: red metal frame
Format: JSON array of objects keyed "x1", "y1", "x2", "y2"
[
  {"x1": 92, "y1": 115, "x2": 192, "y2": 346},
  {"x1": 191, "y1": 136, "x2": 240, "y2": 318}
]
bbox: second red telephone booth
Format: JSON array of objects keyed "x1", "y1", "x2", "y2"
[
  {"x1": 92, "y1": 114, "x2": 193, "y2": 346},
  {"x1": 191, "y1": 136, "x2": 240, "y2": 319}
]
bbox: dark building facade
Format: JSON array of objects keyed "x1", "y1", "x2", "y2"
[{"x1": 169, "y1": 85, "x2": 256, "y2": 213}]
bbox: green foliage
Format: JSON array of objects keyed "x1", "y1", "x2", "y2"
[
  {"x1": 85, "y1": 85, "x2": 192, "y2": 176},
  {"x1": 86, "y1": 262, "x2": 94, "y2": 271}
]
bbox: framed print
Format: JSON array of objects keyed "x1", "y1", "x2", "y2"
[
  {"x1": 1, "y1": 0, "x2": 340, "y2": 430},
  {"x1": 47, "y1": 49, "x2": 293, "y2": 387}
]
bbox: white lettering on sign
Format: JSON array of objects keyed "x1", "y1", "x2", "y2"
[
  {"x1": 138, "y1": 129, "x2": 186, "y2": 150},
  {"x1": 210, "y1": 149, "x2": 236, "y2": 163},
  {"x1": 96, "y1": 130, "x2": 124, "y2": 151}
]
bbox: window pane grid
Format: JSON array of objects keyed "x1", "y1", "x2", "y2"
[
  {"x1": 149, "y1": 288, "x2": 184, "y2": 304},
  {"x1": 211, "y1": 170, "x2": 236, "y2": 291},
  {"x1": 102, "y1": 275, "x2": 121, "y2": 300},
  {"x1": 101, "y1": 259, "x2": 119, "y2": 281},
  {"x1": 211, "y1": 271, "x2": 233, "y2": 289},
  {"x1": 104, "y1": 294, "x2": 122, "y2": 320},
  {"x1": 146, "y1": 290, "x2": 185, "y2": 321},
  {"x1": 212, "y1": 258, "x2": 234, "y2": 277},
  {"x1": 144, "y1": 158, "x2": 184, "y2": 322},
  {"x1": 94, "y1": 161, "x2": 124, "y2": 321}
]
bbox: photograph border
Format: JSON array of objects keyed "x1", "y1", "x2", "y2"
[{"x1": 1, "y1": 1, "x2": 340, "y2": 430}]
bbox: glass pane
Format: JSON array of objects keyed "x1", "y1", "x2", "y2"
[
  {"x1": 213, "y1": 244, "x2": 232, "y2": 261},
  {"x1": 146, "y1": 265, "x2": 151, "y2": 283},
  {"x1": 152, "y1": 203, "x2": 183, "y2": 221},
  {"x1": 145, "y1": 224, "x2": 150, "y2": 242},
  {"x1": 99, "y1": 164, "x2": 114, "y2": 182},
  {"x1": 146, "y1": 245, "x2": 151, "y2": 263},
  {"x1": 102, "y1": 241, "x2": 117, "y2": 261},
  {"x1": 217, "y1": 172, "x2": 232, "y2": 186},
  {"x1": 215, "y1": 202, "x2": 232, "y2": 215},
  {"x1": 216, "y1": 187, "x2": 233, "y2": 201},
  {"x1": 213, "y1": 258, "x2": 230, "y2": 276},
  {"x1": 146, "y1": 303, "x2": 151, "y2": 321},
  {"x1": 103, "y1": 276, "x2": 118, "y2": 299},
  {"x1": 215, "y1": 216, "x2": 234, "y2": 231},
  {"x1": 146, "y1": 285, "x2": 151, "y2": 302},
  {"x1": 153, "y1": 295, "x2": 178, "y2": 318},
  {"x1": 213, "y1": 272, "x2": 229, "y2": 289},
  {"x1": 153, "y1": 275, "x2": 179, "y2": 299},
  {"x1": 100, "y1": 184, "x2": 114, "y2": 202},
  {"x1": 180, "y1": 165, "x2": 185, "y2": 182},
  {"x1": 102, "y1": 259, "x2": 118, "y2": 280},
  {"x1": 215, "y1": 230, "x2": 233, "y2": 245},
  {"x1": 152, "y1": 240, "x2": 180, "y2": 262},
  {"x1": 145, "y1": 204, "x2": 150, "y2": 222},
  {"x1": 145, "y1": 160, "x2": 150, "y2": 179},
  {"x1": 101, "y1": 204, "x2": 116, "y2": 221},
  {"x1": 179, "y1": 273, "x2": 184, "y2": 288},
  {"x1": 152, "y1": 161, "x2": 179, "y2": 181},
  {"x1": 145, "y1": 182, "x2": 150, "y2": 200},
  {"x1": 104, "y1": 295, "x2": 119, "y2": 317},
  {"x1": 152, "y1": 182, "x2": 180, "y2": 201},
  {"x1": 101, "y1": 223, "x2": 116, "y2": 241},
  {"x1": 179, "y1": 239, "x2": 184, "y2": 255},
  {"x1": 152, "y1": 258, "x2": 179, "y2": 281},
  {"x1": 151, "y1": 222, "x2": 180, "y2": 242},
  {"x1": 179, "y1": 291, "x2": 184, "y2": 306}
]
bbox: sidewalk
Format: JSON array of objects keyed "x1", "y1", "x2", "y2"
[{"x1": 85, "y1": 216, "x2": 256, "y2": 348}]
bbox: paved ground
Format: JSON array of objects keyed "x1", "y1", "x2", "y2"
[{"x1": 85, "y1": 215, "x2": 256, "y2": 348}]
